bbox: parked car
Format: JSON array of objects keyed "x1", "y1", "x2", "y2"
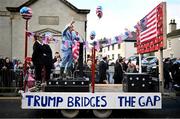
[
  {"x1": 125, "y1": 55, "x2": 139, "y2": 65},
  {"x1": 142, "y1": 56, "x2": 159, "y2": 77}
]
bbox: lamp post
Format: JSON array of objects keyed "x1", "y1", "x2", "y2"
[
  {"x1": 20, "y1": 7, "x2": 32, "y2": 75},
  {"x1": 90, "y1": 31, "x2": 96, "y2": 93},
  {"x1": 91, "y1": 41, "x2": 97, "y2": 93},
  {"x1": 20, "y1": 7, "x2": 32, "y2": 91}
]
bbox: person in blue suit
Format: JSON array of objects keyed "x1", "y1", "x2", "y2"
[{"x1": 60, "y1": 20, "x2": 76, "y2": 77}]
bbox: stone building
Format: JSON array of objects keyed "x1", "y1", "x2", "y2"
[
  {"x1": 0, "y1": 0, "x2": 90, "y2": 61},
  {"x1": 163, "y1": 19, "x2": 180, "y2": 58}
]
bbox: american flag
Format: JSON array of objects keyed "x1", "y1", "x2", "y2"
[
  {"x1": 135, "y1": 2, "x2": 165, "y2": 54},
  {"x1": 139, "y1": 8, "x2": 158, "y2": 43},
  {"x1": 72, "y1": 41, "x2": 80, "y2": 61}
]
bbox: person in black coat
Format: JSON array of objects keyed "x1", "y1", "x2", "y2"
[
  {"x1": 32, "y1": 33, "x2": 44, "y2": 83},
  {"x1": 98, "y1": 56, "x2": 108, "y2": 84},
  {"x1": 42, "y1": 39, "x2": 53, "y2": 81},
  {"x1": 2, "y1": 57, "x2": 13, "y2": 87},
  {"x1": 163, "y1": 58, "x2": 172, "y2": 89},
  {"x1": 113, "y1": 58, "x2": 124, "y2": 84}
]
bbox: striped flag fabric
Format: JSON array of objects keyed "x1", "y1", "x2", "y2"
[
  {"x1": 135, "y1": 2, "x2": 165, "y2": 54},
  {"x1": 125, "y1": 28, "x2": 133, "y2": 38},
  {"x1": 72, "y1": 41, "x2": 80, "y2": 61},
  {"x1": 139, "y1": 9, "x2": 157, "y2": 43}
]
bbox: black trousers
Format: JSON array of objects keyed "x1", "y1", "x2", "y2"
[
  {"x1": 34, "y1": 64, "x2": 43, "y2": 81},
  {"x1": 44, "y1": 65, "x2": 51, "y2": 81}
]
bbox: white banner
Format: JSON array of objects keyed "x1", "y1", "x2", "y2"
[{"x1": 21, "y1": 92, "x2": 161, "y2": 109}]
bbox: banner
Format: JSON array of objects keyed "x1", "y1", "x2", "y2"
[
  {"x1": 135, "y1": 2, "x2": 166, "y2": 54},
  {"x1": 21, "y1": 92, "x2": 161, "y2": 109}
]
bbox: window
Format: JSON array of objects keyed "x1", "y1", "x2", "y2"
[
  {"x1": 118, "y1": 54, "x2": 121, "y2": 58},
  {"x1": 168, "y1": 40, "x2": 171, "y2": 49},
  {"x1": 112, "y1": 44, "x2": 114, "y2": 50},
  {"x1": 39, "y1": 16, "x2": 59, "y2": 25},
  {"x1": 108, "y1": 46, "x2": 110, "y2": 51},
  {"x1": 104, "y1": 49, "x2": 106, "y2": 53},
  {"x1": 118, "y1": 44, "x2": 121, "y2": 49},
  {"x1": 112, "y1": 54, "x2": 114, "y2": 60},
  {"x1": 134, "y1": 43, "x2": 137, "y2": 47}
]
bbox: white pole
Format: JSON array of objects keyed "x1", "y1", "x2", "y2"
[
  {"x1": 139, "y1": 54, "x2": 142, "y2": 73},
  {"x1": 158, "y1": 49, "x2": 164, "y2": 93}
]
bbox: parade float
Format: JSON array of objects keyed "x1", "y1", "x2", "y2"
[{"x1": 19, "y1": 2, "x2": 167, "y2": 118}]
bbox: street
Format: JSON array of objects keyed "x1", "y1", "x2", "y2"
[{"x1": 0, "y1": 96, "x2": 180, "y2": 118}]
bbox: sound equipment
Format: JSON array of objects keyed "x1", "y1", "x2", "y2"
[
  {"x1": 122, "y1": 73, "x2": 159, "y2": 92},
  {"x1": 45, "y1": 78, "x2": 89, "y2": 92},
  {"x1": 77, "y1": 43, "x2": 84, "y2": 77}
]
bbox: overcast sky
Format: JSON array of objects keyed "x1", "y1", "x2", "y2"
[{"x1": 67, "y1": 0, "x2": 180, "y2": 40}]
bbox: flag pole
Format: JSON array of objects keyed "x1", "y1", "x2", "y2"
[
  {"x1": 139, "y1": 54, "x2": 142, "y2": 73},
  {"x1": 158, "y1": 49, "x2": 164, "y2": 93},
  {"x1": 159, "y1": 2, "x2": 167, "y2": 93}
]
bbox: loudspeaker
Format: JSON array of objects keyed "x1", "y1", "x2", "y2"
[
  {"x1": 45, "y1": 78, "x2": 89, "y2": 92},
  {"x1": 78, "y1": 43, "x2": 83, "y2": 77},
  {"x1": 122, "y1": 73, "x2": 159, "y2": 92}
]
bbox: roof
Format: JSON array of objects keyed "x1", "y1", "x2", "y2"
[
  {"x1": 6, "y1": 0, "x2": 90, "y2": 14},
  {"x1": 167, "y1": 29, "x2": 180, "y2": 38}
]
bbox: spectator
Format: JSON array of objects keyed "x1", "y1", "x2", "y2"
[
  {"x1": 2, "y1": 57, "x2": 13, "y2": 87},
  {"x1": 15, "y1": 61, "x2": 24, "y2": 88},
  {"x1": 0, "y1": 57, "x2": 5, "y2": 86},
  {"x1": 83, "y1": 60, "x2": 92, "y2": 81},
  {"x1": 163, "y1": 58, "x2": 172, "y2": 89},
  {"x1": 53, "y1": 57, "x2": 61, "y2": 78},
  {"x1": 53, "y1": 52, "x2": 61, "y2": 64},
  {"x1": 126, "y1": 62, "x2": 137, "y2": 73},
  {"x1": 122, "y1": 57, "x2": 128, "y2": 72},
  {"x1": 98, "y1": 56, "x2": 108, "y2": 84},
  {"x1": 113, "y1": 58, "x2": 124, "y2": 84}
]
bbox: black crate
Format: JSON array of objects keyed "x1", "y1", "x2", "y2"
[
  {"x1": 122, "y1": 73, "x2": 159, "y2": 92},
  {"x1": 45, "y1": 78, "x2": 89, "y2": 92}
]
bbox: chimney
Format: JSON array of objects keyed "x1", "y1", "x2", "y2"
[{"x1": 169, "y1": 19, "x2": 177, "y2": 33}]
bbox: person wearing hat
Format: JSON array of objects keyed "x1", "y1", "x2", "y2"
[{"x1": 98, "y1": 55, "x2": 108, "y2": 84}]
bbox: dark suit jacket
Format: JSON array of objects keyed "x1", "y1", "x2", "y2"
[
  {"x1": 43, "y1": 44, "x2": 53, "y2": 68},
  {"x1": 98, "y1": 60, "x2": 108, "y2": 83},
  {"x1": 32, "y1": 41, "x2": 44, "y2": 66},
  {"x1": 113, "y1": 62, "x2": 123, "y2": 84}
]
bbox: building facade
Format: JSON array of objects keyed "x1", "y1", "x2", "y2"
[
  {"x1": 0, "y1": 0, "x2": 89, "y2": 61},
  {"x1": 100, "y1": 32, "x2": 137, "y2": 61},
  {"x1": 163, "y1": 19, "x2": 180, "y2": 58}
]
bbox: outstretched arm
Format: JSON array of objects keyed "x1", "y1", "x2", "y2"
[{"x1": 62, "y1": 20, "x2": 75, "y2": 36}]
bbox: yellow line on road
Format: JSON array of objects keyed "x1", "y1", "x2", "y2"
[{"x1": 0, "y1": 97, "x2": 21, "y2": 100}]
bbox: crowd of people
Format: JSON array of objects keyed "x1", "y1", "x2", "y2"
[
  {"x1": 163, "y1": 58, "x2": 180, "y2": 90},
  {"x1": 1, "y1": 54, "x2": 180, "y2": 91},
  {"x1": 0, "y1": 19, "x2": 180, "y2": 92},
  {"x1": 97, "y1": 56, "x2": 138, "y2": 84},
  {"x1": 0, "y1": 56, "x2": 24, "y2": 87}
]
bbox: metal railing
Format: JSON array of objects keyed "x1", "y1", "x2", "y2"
[{"x1": 0, "y1": 69, "x2": 24, "y2": 95}]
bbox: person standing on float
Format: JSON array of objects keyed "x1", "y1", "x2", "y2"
[{"x1": 60, "y1": 20, "x2": 76, "y2": 77}]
